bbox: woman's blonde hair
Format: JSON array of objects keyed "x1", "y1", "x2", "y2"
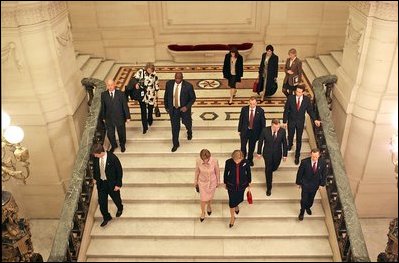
[
  {"x1": 200, "y1": 149, "x2": 211, "y2": 160},
  {"x1": 231, "y1": 150, "x2": 244, "y2": 160}
]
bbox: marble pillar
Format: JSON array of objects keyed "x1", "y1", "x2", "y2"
[
  {"x1": 1, "y1": 1, "x2": 87, "y2": 218},
  {"x1": 331, "y1": 1, "x2": 398, "y2": 217}
]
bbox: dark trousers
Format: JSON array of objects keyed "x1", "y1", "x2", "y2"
[
  {"x1": 300, "y1": 189, "x2": 317, "y2": 211},
  {"x1": 288, "y1": 121, "x2": 304, "y2": 159},
  {"x1": 139, "y1": 100, "x2": 154, "y2": 132},
  {"x1": 106, "y1": 122, "x2": 126, "y2": 148},
  {"x1": 282, "y1": 83, "x2": 296, "y2": 97},
  {"x1": 263, "y1": 155, "x2": 282, "y2": 191},
  {"x1": 97, "y1": 179, "x2": 123, "y2": 221},
  {"x1": 169, "y1": 107, "x2": 192, "y2": 147},
  {"x1": 240, "y1": 129, "x2": 257, "y2": 162}
]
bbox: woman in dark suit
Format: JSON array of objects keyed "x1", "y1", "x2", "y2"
[
  {"x1": 223, "y1": 150, "x2": 252, "y2": 228},
  {"x1": 223, "y1": 47, "x2": 243, "y2": 105},
  {"x1": 258, "y1": 45, "x2": 279, "y2": 102}
]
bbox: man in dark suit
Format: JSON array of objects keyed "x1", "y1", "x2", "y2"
[
  {"x1": 100, "y1": 79, "x2": 131, "y2": 153},
  {"x1": 256, "y1": 118, "x2": 288, "y2": 196},
  {"x1": 283, "y1": 84, "x2": 321, "y2": 165},
  {"x1": 164, "y1": 72, "x2": 196, "y2": 152},
  {"x1": 238, "y1": 97, "x2": 266, "y2": 166},
  {"x1": 91, "y1": 143, "x2": 124, "y2": 227},
  {"x1": 296, "y1": 148, "x2": 326, "y2": 221}
]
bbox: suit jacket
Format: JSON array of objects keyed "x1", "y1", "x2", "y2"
[
  {"x1": 93, "y1": 151, "x2": 123, "y2": 188},
  {"x1": 238, "y1": 106, "x2": 265, "y2": 139},
  {"x1": 223, "y1": 53, "x2": 243, "y2": 81},
  {"x1": 283, "y1": 57, "x2": 303, "y2": 86},
  {"x1": 296, "y1": 157, "x2": 326, "y2": 192},
  {"x1": 257, "y1": 126, "x2": 288, "y2": 161},
  {"x1": 100, "y1": 89, "x2": 130, "y2": 126},
  {"x1": 283, "y1": 95, "x2": 317, "y2": 125},
  {"x1": 164, "y1": 80, "x2": 196, "y2": 112},
  {"x1": 224, "y1": 158, "x2": 251, "y2": 191}
]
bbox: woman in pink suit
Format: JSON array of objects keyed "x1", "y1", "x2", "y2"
[{"x1": 194, "y1": 149, "x2": 221, "y2": 222}]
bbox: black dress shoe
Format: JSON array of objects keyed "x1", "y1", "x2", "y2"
[
  {"x1": 116, "y1": 209, "x2": 123, "y2": 217},
  {"x1": 306, "y1": 208, "x2": 312, "y2": 215},
  {"x1": 266, "y1": 190, "x2": 271, "y2": 196},
  {"x1": 120, "y1": 146, "x2": 126, "y2": 153},
  {"x1": 295, "y1": 158, "x2": 300, "y2": 165},
  {"x1": 187, "y1": 134, "x2": 192, "y2": 140},
  {"x1": 100, "y1": 217, "x2": 112, "y2": 227},
  {"x1": 171, "y1": 145, "x2": 179, "y2": 152},
  {"x1": 148, "y1": 120, "x2": 153, "y2": 126},
  {"x1": 298, "y1": 210, "x2": 304, "y2": 221},
  {"x1": 249, "y1": 160, "x2": 254, "y2": 166},
  {"x1": 143, "y1": 129, "x2": 147, "y2": 134}
]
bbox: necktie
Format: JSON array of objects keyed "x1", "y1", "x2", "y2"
[
  {"x1": 100, "y1": 157, "x2": 106, "y2": 180},
  {"x1": 174, "y1": 83, "x2": 179, "y2": 108},
  {"x1": 296, "y1": 97, "x2": 300, "y2": 111},
  {"x1": 273, "y1": 131, "x2": 277, "y2": 141},
  {"x1": 312, "y1": 162, "x2": 317, "y2": 174},
  {"x1": 110, "y1": 92, "x2": 114, "y2": 99},
  {"x1": 249, "y1": 109, "x2": 254, "y2": 129}
]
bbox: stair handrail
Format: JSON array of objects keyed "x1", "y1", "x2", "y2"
[
  {"x1": 310, "y1": 75, "x2": 370, "y2": 262},
  {"x1": 48, "y1": 78, "x2": 106, "y2": 262}
]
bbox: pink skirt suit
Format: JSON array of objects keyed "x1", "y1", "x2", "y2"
[{"x1": 194, "y1": 157, "x2": 221, "y2": 202}]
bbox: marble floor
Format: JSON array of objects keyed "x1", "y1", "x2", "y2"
[{"x1": 29, "y1": 218, "x2": 394, "y2": 261}]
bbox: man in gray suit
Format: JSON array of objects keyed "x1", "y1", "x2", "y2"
[
  {"x1": 100, "y1": 79, "x2": 131, "y2": 153},
  {"x1": 164, "y1": 72, "x2": 196, "y2": 152}
]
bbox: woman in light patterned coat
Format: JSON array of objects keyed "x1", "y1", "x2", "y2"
[{"x1": 131, "y1": 63, "x2": 160, "y2": 134}]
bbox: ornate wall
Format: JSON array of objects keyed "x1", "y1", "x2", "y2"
[
  {"x1": 331, "y1": 1, "x2": 398, "y2": 217},
  {"x1": 67, "y1": 1, "x2": 349, "y2": 63},
  {"x1": 1, "y1": 1, "x2": 86, "y2": 218}
]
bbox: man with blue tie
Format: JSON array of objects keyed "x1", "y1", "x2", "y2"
[
  {"x1": 296, "y1": 148, "x2": 326, "y2": 221},
  {"x1": 283, "y1": 84, "x2": 321, "y2": 165},
  {"x1": 238, "y1": 97, "x2": 266, "y2": 166},
  {"x1": 164, "y1": 72, "x2": 196, "y2": 152}
]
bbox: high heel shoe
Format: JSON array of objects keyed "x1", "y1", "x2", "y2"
[
  {"x1": 229, "y1": 217, "x2": 235, "y2": 228},
  {"x1": 228, "y1": 101, "x2": 233, "y2": 105},
  {"x1": 200, "y1": 217, "x2": 205, "y2": 222},
  {"x1": 207, "y1": 210, "x2": 212, "y2": 216},
  {"x1": 235, "y1": 208, "x2": 240, "y2": 215}
]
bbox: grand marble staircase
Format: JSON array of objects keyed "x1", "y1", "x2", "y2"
[{"x1": 75, "y1": 51, "x2": 343, "y2": 261}]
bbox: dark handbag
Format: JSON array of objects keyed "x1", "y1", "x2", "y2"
[
  {"x1": 252, "y1": 80, "x2": 259, "y2": 93},
  {"x1": 195, "y1": 185, "x2": 200, "y2": 193},
  {"x1": 247, "y1": 189, "x2": 253, "y2": 204},
  {"x1": 154, "y1": 97, "x2": 161, "y2": 117}
]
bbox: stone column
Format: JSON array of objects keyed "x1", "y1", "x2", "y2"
[
  {"x1": 331, "y1": 1, "x2": 398, "y2": 217},
  {"x1": 1, "y1": 1, "x2": 87, "y2": 218}
]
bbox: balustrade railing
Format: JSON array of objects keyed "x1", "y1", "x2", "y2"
[
  {"x1": 48, "y1": 78, "x2": 106, "y2": 262},
  {"x1": 310, "y1": 75, "x2": 370, "y2": 262}
]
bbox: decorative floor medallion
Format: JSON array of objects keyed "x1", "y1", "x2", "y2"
[{"x1": 197, "y1": 79, "x2": 221, "y2": 89}]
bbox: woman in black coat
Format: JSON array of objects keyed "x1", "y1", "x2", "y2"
[
  {"x1": 258, "y1": 45, "x2": 279, "y2": 102},
  {"x1": 223, "y1": 150, "x2": 252, "y2": 228},
  {"x1": 223, "y1": 47, "x2": 243, "y2": 105}
]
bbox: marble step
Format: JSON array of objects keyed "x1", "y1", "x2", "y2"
[
  {"x1": 330, "y1": 51, "x2": 343, "y2": 65},
  {"x1": 318, "y1": 55, "x2": 339, "y2": 75},
  {"x1": 122, "y1": 170, "x2": 298, "y2": 185},
  {"x1": 81, "y1": 58, "x2": 102, "y2": 78},
  {"x1": 76, "y1": 54, "x2": 91, "y2": 69},
  {"x1": 305, "y1": 58, "x2": 329, "y2": 78},
  {"x1": 114, "y1": 185, "x2": 320, "y2": 202},
  {"x1": 95, "y1": 201, "x2": 324, "y2": 219},
  {"x1": 86, "y1": 237, "x2": 333, "y2": 258},
  {"x1": 90, "y1": 217, "x2": 328, "y2": 238},
  {"x1": 118, "y1": 140, "x2": 311, "y2": 154},
  {"x1": 92, "y1": 60, "x2": 115, "y2": 81},
  {"x1": 86, "y1": 256, "x2": 333, "y2": 262},
  {"x1": 117, "y1": 152, "x2": 311, "y2": 169},
  {"x1": 125, "y1": 127, "x2": 309, "y2": 142},
  {"x1": 302, "y1": 61, "x2": 316, "y2": 85}
]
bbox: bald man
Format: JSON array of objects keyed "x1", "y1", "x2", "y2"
[
  {"x1": 100, "y1": 79, "x2": 131, "y2": 153},
  {"x1": 164, "y1": 72, "x2": 196, "y2": 152}
]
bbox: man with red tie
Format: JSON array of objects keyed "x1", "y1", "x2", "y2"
[
  {"x1": 238, "y1": 97, "x2": 266, "y2": 166},
  {"x1": 282, "y1": 84, "x2": 321, "y2": 165},
  {"x1": 296, "y1": 148, "x2": 326, "y2": 221}
]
